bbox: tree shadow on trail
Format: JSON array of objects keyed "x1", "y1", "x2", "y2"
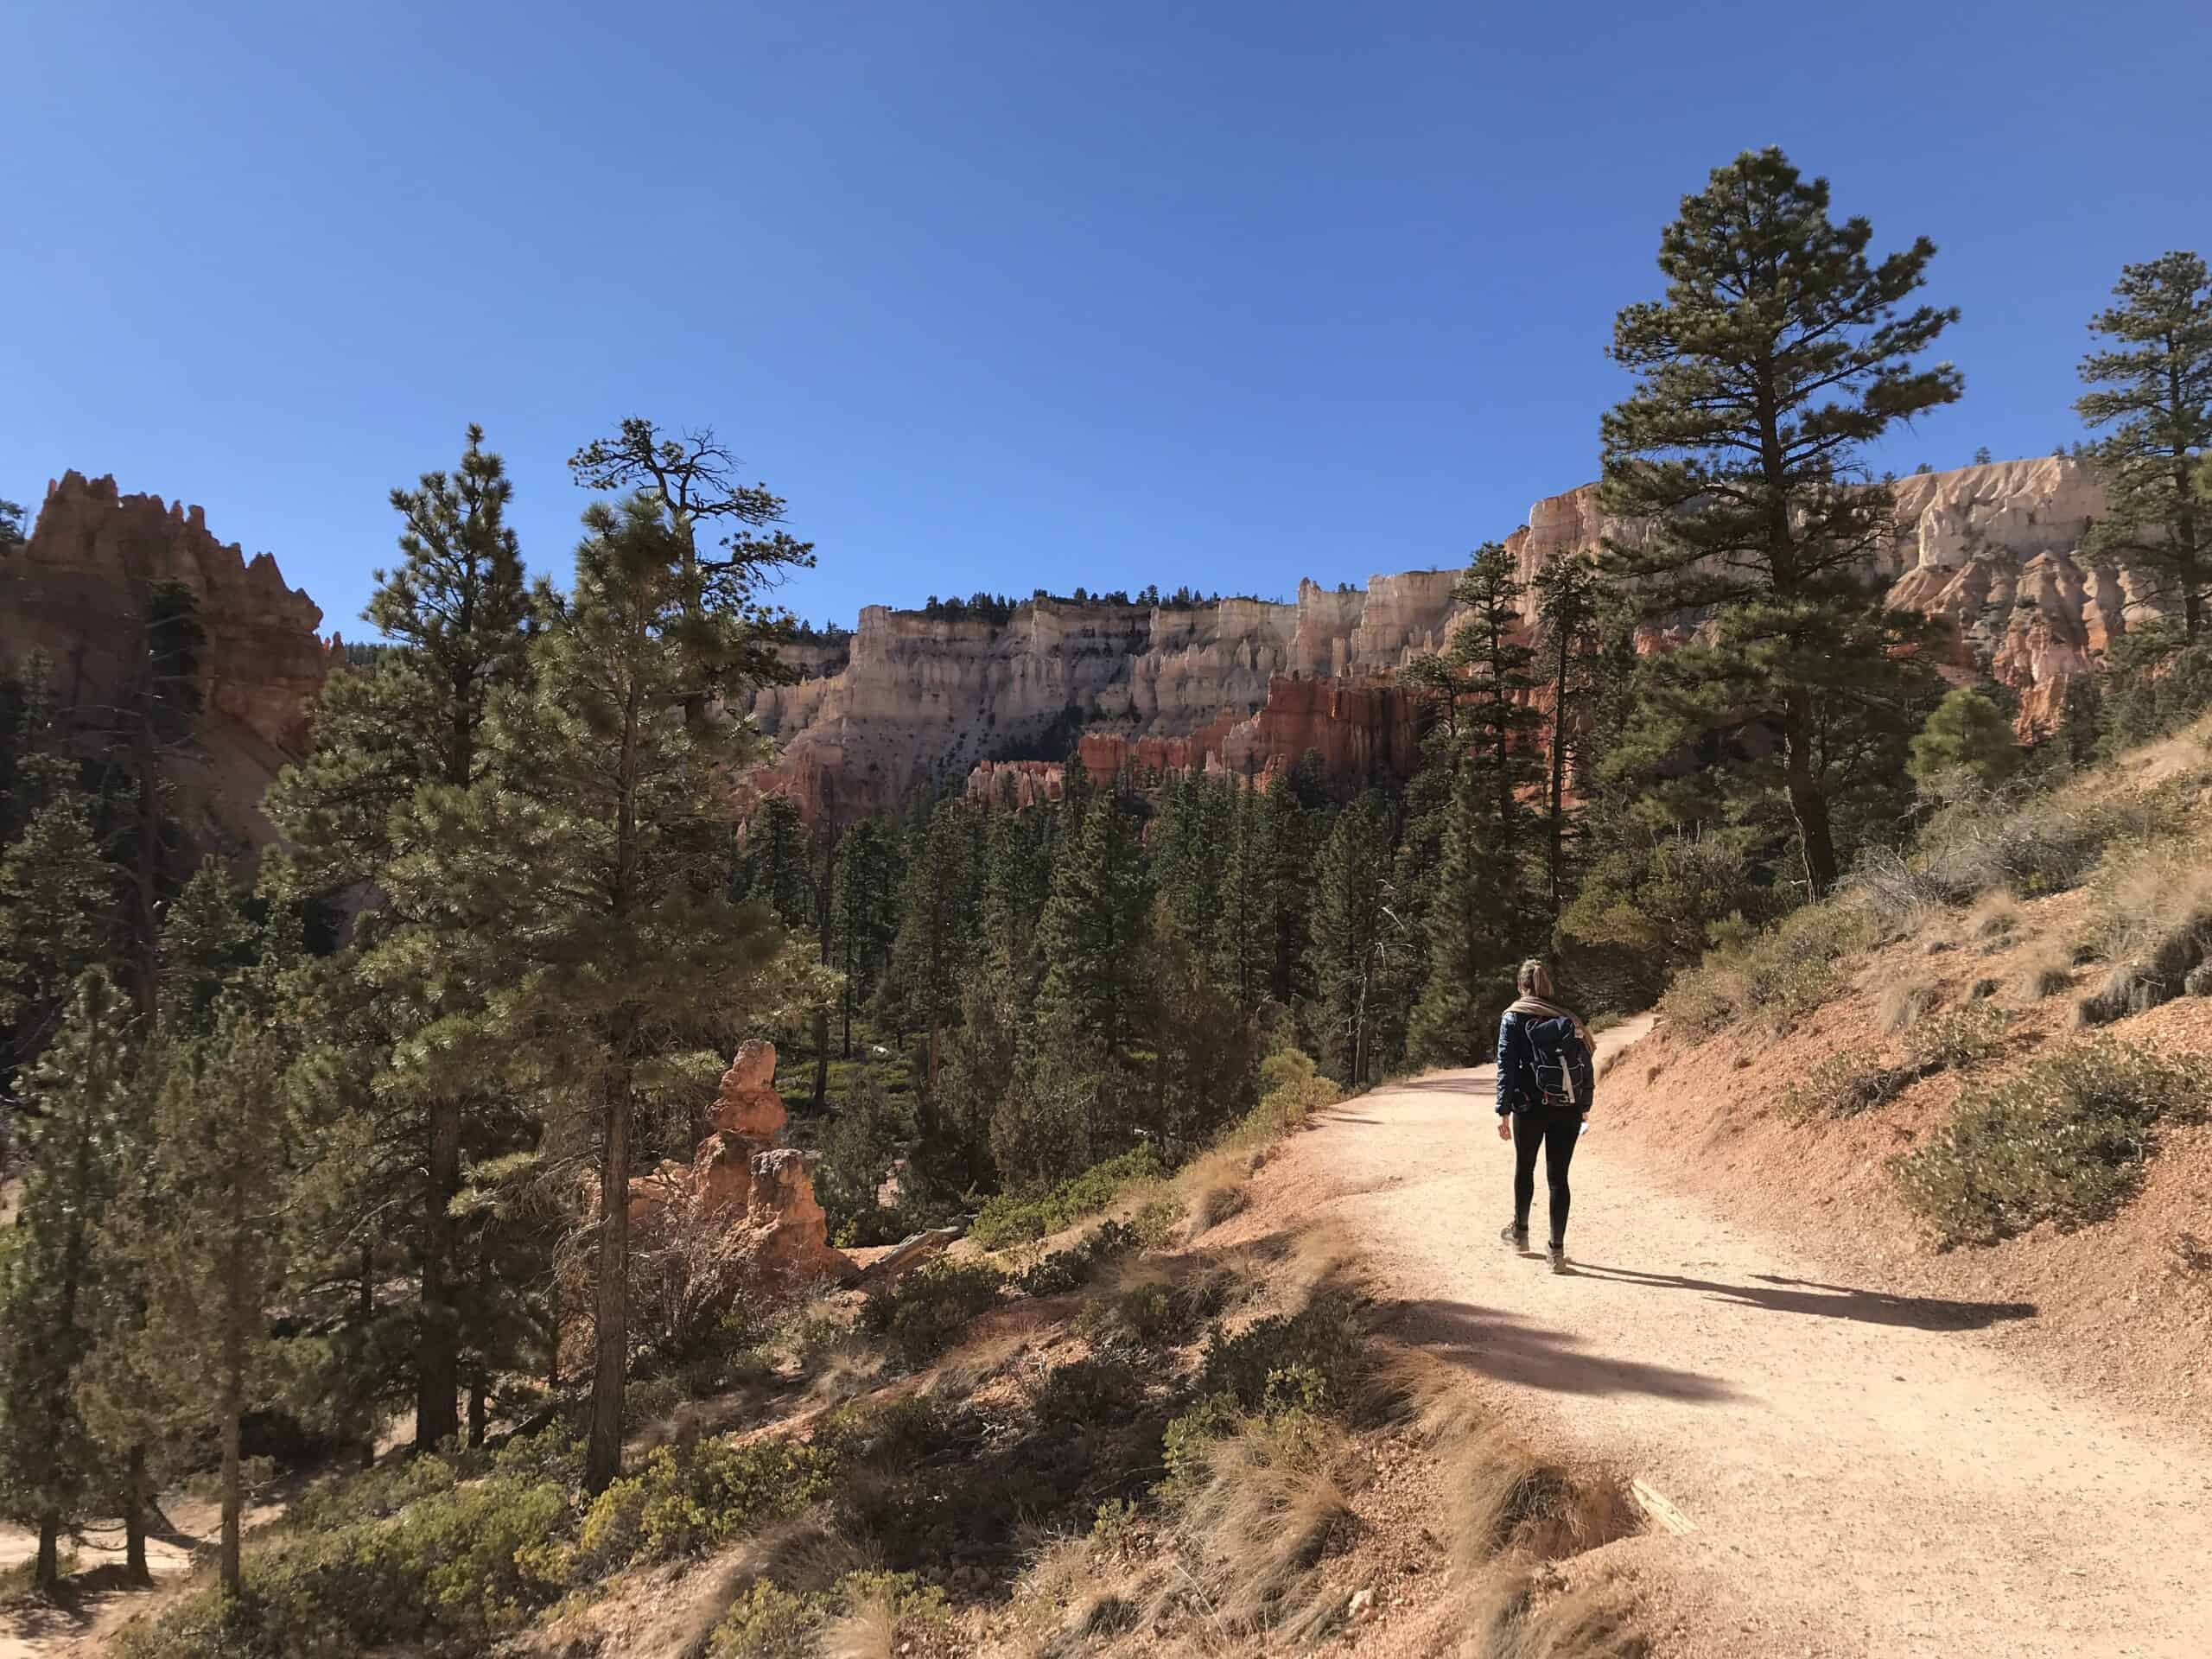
[
  {"x1": 1382, "y1": 1296, "x2": 1741, "y2": 1405},
  {"x1": 1569, "y1": 1265, "x2": 2038, "y2": 1332}
]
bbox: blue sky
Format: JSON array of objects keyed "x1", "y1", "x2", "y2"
[{"x1": 8, "y1": 1, "x2": 2208, "y2": 637}]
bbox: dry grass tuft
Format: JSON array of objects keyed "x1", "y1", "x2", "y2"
[
  {"x1": 1373, "y1": 1342, "x2": 1491, "y2": 1446},
  {"x1": 2077, "y1": 836, "x2": 2212, "y2": 1025},
  {"x1": 1878, "y1": 978, "x2": 1940, "y2": 1034},
  {"x1": 818, "y1": 1595, "x2": 896, "y2": 1659},
  {"x1": 2014, "y1": 936, "x2": 2075, "y2": 1001},
  {"x1": 1446, "y1": 1428, "x2": 1637, "y2": 1573},
  {"x1": 1467, "y1": 1566, "x2": 1653, "y2": 1659},
  {"x1": 1968, "y1": 890, "x2": 2023, "y2": 942},
  {"x1": 1181, "y1": 1144, "x2": 1256, "y2": 1236},
  {"x1": 1167, "y1": 1408, "x2": 1358, "y2": 1637}
]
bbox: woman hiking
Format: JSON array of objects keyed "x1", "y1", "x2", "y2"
[{"x1": 1494, "y1": 959, "x2": 1594, "y2": 1274}]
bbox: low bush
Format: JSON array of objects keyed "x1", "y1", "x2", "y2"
[
  {"x1": 1662, "y1": 901, "x2": 1874, "y2": 1036},
  {"x1": 1895, "y1": 1040, "x2": 2210, "y2": 1245},
  {"x1": 969, "y1": 1146, "x2": 1166, "y2": 1249},
  {"x1": 117, "y1": 1469, "x2": 577, "y2": 1659},
  {"x1": 1200, "y1": 1286, "x2": 1370, "y2": 1416},
  {"x1": 579, "y1": 1434, "x2": 840, "y2": 1572},
  {"x1": 1781, "y1": 1053, "x2": 1910, "y2": 1120},
  {"x1": 1033, "y1": 1355, "x2": 1147, "y2": 1426},
  {"x1": 711, "y1": 1568, "x2": 951, "y2": 1659},
  {"x1": 861, "y1": 1259, "x2": 1006, "y2": 1365},
  {"x1": 1014, "y1": 1219, "x2": 1140, "y2": 1297},
  {"x1": 1918, "y1": 785, "x2": 2191, "y2": 899},
  {"x1": 1902, "y1": 1003, "x2": 2010, "y2": 1074}
]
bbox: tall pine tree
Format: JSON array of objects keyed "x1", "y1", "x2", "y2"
[
  {"x1": 2075, "y1": 251, "x2": 2211, "y2": 636},
  {"x1": 1600, "y1": 148, "x2": 1958, "y2": 898}
]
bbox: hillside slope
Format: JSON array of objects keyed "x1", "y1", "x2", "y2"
[
  {"x1": 1592, "y1": 727, "x2": 2212, "y2": 1431},
  {"x1": 1224, "y1": 1026, "x2": 2212, "y2": 1657}
]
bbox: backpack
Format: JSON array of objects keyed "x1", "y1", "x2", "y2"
[{"x1": 1522, "y1": 1015, "x2": 1586, "y2": 1109}]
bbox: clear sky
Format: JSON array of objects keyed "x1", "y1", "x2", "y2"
[{"x1": 8, "y1": 1, "x2": 2208, "y2": 638}]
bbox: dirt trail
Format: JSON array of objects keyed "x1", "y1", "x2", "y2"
[{"x1": 1268, "y1": 1020, "x2": 2212, "y2": 1658}]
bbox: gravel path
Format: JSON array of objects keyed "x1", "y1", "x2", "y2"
[{"x1": 1273, "y1": 1019, "x2": 2212, "y2": 1658}]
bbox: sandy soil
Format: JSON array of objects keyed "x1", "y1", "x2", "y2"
[{"x1": 1246, "y1": 1019, "x2": 2212, "y2": 1659}]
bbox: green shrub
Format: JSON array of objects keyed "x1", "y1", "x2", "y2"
[
  {"x1": 1663, "y1": 899, "x2": 1874, "y2": 1035},
  {"x1": 1895, "y1": 1040, "x2": 2210, "y2": 1245},
  {"x1": 711, "y1": 1579, "x2": 823, "y2": 1659},
  {"x1": 1014, "y1": 1218, "x2": 1141, "y2": 1297},
  {"x1": 970, "y1": 1146, "x2": 1166, "y2": 1249},
  {"x1": 861, "y1": 1259, "x2": 1006, "y2": 1364},
  {"x1": 1160, "y1": 1393, "x2": 1245, "y2": 1498},
  {"x1": 1033, "y1": 1356, "x2": 1146, "y2": 1426},
  {"x1": 1781, "y1": 1053, "x2": 1909, "y2": 1120},
  {"x1": 1902, "y1": 1003, "x2": 2009, "y2": 1074},
  {"x1": 117, "y1": 1471, "x2": 577, "y2": 1659},
  {"x1": 712, "y1": 1571, "x2": 949, "y2": 1659},
  {"x1": 1199, "y1": 1286, "x2": 1370, "y2": 1414},
  {"x1": 580, "y1": 1436, "x2": 840, "y2": 1570}
]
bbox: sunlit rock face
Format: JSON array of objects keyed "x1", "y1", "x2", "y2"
[
  {"x1": 2, "y1": 472, "x2": 339, "y2": 849},
  {"x1": 751, "y1": 456, "x2": 2158, "y2": 821}
]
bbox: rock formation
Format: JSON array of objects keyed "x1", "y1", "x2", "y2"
[
  {"x1": 1, "y1": 472, "x2": 339, "y2": 847},
  {"x1": 760, "y1": 455, "x2": 2158, "y2": 820},
  {"x1": 627, "y1": 1040, "x2": 855, "y2": 1295}
]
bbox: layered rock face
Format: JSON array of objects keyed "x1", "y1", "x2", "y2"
[
  {"x1": 753, "y1": 575, "x2": 1459, "y2": 818},
  {"x1": 1, "y1": 473, "x2": 338, "y2": 846},
  {"x1": 765, "y1": 456, "x2": 2152, "y2": 820}
]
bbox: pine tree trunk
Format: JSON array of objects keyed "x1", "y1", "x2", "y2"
[
  {"x1": 585, "y1": 1054, "x2": 633, "y2": 1495},
  {"x1": 1783, "y1": 694, "x2": 1840, "y2": 897},
  {"x1": 811, "y1": 1008, "x2": 829, "y2": 1109},
  {"x1": 219, "y1": 1380, "x2": 242, "y2": 1597},
  {"x1": 416, "y1": 1097, "x2": 461, "y2": 1450},
  {"x1": 124, "y1": 1445, "x2": 150, "y2": 1585},
  {"x1": 35, "y1": 1512, "x2": 60, "y2": 1595},
  {"x1": 467, "y1": 1376, "x2": 488, "y2": 1446}
]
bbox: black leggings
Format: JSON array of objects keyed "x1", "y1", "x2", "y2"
[{"x1": 1511, "y1": 1109, "x2": 1581, "y2": 1246}]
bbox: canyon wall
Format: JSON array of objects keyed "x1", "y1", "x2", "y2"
[
  {"x1": 1, "y1": 472, "x2": 339, "y2": 849},
  {"x1": 759, "y1": 455, "x2": 2158, "y2": 822}
]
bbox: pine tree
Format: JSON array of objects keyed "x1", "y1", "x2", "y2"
[
  {"x1": 266, "y1": 425, "x2": 533, "y2": 1452},
  {"x1": 157, "y1": 860, "x2": 258, "y2": 1039},
  {"x1": 1257, "y1": 777, "x2": 1314, "y2": 1013},
  {"x1": 879, "y1": 800, "x2": 982, "y2": 1112},
  {"x1": 1406, "y1": 760, "x2": 1515, "y2": 1065},
  {"x1": 1212, "y1": 779, "x2": 1271, "y2": 1014},
  {"x1": 0, "y1": 785, "x2": 118, "y2": 1087},
  {"x1": 1907, "y1": 687, "x2": 2024, "y2": 791},
  {"x1": 829, "y1": 815, "x2": 900, "y2": 1057},
  {"x1": 94, "y1": 1014, "x2": 296, "y2": 1597},
  {"x1": 1032, "y1": 794, "x2": 1152, "y2": 1058},
  {"x1": 386, "y1": 487, "x2": 795, "y2": 1494},
  {"x1": 0, "y1": 970, "x2": 134, "y2": 1594},
  {"x1": 735, "y1": 794, "x2": 815, "y2": 927},
  {"x1": 1309, "y1": 793, "x2": 1402, "y2": 1087},
  {"x1": 1531, "y1": 550, "x2": 1602, "y2": 918},
  {"x1": 1601, "y1": 148, "x2": 1960, "y2": 898},
  {"x1": 2075, "y1": 251, "x2": 2211, "y2": 635}
]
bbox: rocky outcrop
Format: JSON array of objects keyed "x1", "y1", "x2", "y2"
[
  {"x1": 1, "y1": 472, "x2": 339, "y2": 847},
  {"x1": 627, "y1": 1041, "x2": 856, "y2": 1295},
  {"x1": 762, "y1": 455, "x2": 2155, "y2": 821}
]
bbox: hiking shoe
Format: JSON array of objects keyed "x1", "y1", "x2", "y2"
[
  {"x1": 1548, "y1": 1243, "x2": 1568, "y2": 1274},
  {"x1": 1500, "y1": 1223, "x2": 1529, "y2": 1250}
]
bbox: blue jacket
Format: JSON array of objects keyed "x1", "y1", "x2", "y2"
[{"x1": 1495, "y1": 1000, "x2": 1594, "y2": 1116}]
